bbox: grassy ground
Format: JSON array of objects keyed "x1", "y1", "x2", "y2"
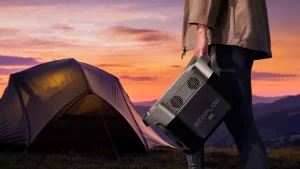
[{"x1": 0, "y1": 147, "x2": 300, "y2": 169}]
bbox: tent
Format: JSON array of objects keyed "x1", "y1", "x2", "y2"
[{"x1": 0, "y1": 58, "x2": 175, "y2": 153}]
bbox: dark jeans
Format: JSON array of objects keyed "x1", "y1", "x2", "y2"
[{"x1": 185, "y1": 45, "x2": 269, "y2": 169}]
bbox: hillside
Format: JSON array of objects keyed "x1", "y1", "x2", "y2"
[
  {"x1": 263, "y1": 134, "x2": 300, "y2": 148},
  {"x1": 134, "y1": 94, "x2": 300, "y2": 148},
  {"x1": 255, "y1": 107, "x2": 300, "y2": 134}
]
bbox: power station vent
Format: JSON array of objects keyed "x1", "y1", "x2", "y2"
[
  {"x1": 187, "y1": 76, "x2": 201, "y2": 89},
  {"x1": 170, "y1": 95, "x2": 183, "y2": 108},
  {"x1": 164, "y1": 72, "x2": 205, "y2": 114}
]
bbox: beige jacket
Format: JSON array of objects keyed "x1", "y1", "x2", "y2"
[{"x1": 182, "y1": 0, "x2": 272, "y2": 60}]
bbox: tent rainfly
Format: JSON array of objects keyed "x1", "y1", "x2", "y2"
[{"x1": 0, "y1": 58, "x2": 175, "y2": 154}]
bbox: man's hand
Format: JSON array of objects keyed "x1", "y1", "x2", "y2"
[{"x1": 194, "y1": 24, "x2": 209, "y2": 60}]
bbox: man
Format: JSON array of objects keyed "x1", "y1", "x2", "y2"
[{"x1": 182, "y1": 0, "x2": 272, "y2": 169}]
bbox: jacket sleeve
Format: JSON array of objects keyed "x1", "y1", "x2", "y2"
[{"x1": 188, "y1": 0, "x2": 221, "y2": 30}]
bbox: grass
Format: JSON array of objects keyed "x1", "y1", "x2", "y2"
[{"x1": 0, "y1": 147, "x2": 300, "y2": 169}]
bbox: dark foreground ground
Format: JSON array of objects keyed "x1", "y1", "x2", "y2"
[{"x1": 0, "y1": 147, "x2": 300, "y2": 169}]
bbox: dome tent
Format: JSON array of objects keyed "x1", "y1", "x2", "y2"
[{"x1": 0, "y1": 58, "x2": 175, "y2": 153}]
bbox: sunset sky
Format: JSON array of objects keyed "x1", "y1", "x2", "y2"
[{"x1": 0, "y1": 0, "x2": 299, "y2": 102}]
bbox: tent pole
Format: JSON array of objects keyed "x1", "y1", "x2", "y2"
[
  {"x1": 117, "y1": 81, "x2": 150, "y2": 151},
  {"x1": 12, "y1": 75, "x2": 32, "y2": 147},
  {"x1": 98, "y1": 106, "x2": 121, "y2": 161}
]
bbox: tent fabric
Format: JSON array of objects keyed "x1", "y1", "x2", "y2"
[
  {"x1": 0, "y1": 78, "x2": 28, "y2": 146},
  {"x1": 0, "y1": 58, "x2": 175, "y2": 151}
]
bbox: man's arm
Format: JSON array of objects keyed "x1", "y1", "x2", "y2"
[
  {"x1": 188, "y1": 0, "x2": 221, "y2": 58},
  {"x1": 188, "y1": 0, "x2": 221, "y2": 30}
]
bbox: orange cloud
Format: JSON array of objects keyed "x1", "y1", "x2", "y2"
[
  {"x1": 169, "y1": 65, "x2": 181, "y2": 68},
  {"x1": 0, "y1": 76, "x2": 8, "y2": 86},
  {"x1": 51, "y1": 24, "x2": 74, "y2": 31},
  {"x1": 102, "y1": 26, "x2": 175, "y2": 42},
  {"x1": 96, "y1": 63, "x2": 134, "y2": 68},
  {"x1": 118, "y1": 75, "x2": 159, "y2": 81},
  {"x1": 0, "y1": 37, "x2": 81, "y2": 49},
  {"x1": 0, "y1": 27, "x2": 20, "y2": 35}
]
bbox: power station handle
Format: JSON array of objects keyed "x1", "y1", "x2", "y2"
[
  {"x1": 197, "y1": 55, "x2": 211, "y2": 67},
  {"x1": 185, "y1": 55, "x2": 211, "y2": 69}
]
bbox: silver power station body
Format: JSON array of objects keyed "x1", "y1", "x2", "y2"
[{"x1": 142, "y1": 55, "x2": 237, "y2": 154}]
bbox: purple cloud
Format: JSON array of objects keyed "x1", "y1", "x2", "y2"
[
  {"x1": 0, "y1": 55, "x2": 40, "y2": 66},
  {"x1": 267, "y1": 0, "x2": 300, "y2": 27},
  {"x1": 0, "y1": 68, "x2": 25, "y2": 75},
  {"x1": 119, "y1": 75, "x2": 158, "y2": 81},
  {"x1": 251, "y1": 71, "x2": 298, "y2": 80},
  {"x1": 0, "y1": 0, "x2": 182, "y2": 8}
]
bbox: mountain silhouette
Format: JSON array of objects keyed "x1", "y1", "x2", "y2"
[
  {"x1": 135, "y1": 94, "x2": 299, "y2": 121},
  {"x1": 133, "y1": 94, "x2": 287, "y2": 107},
  {"x1": 253, "y1": 94, "x2": 300, "y2": 119},
  {"x1": 252, "y1": 95, "x2": 287, "y2": 104}
]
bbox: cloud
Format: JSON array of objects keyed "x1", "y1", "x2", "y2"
[
  {"x1": 119, "y1": 75, "x2": 158, "y2": 81},
  {"x1": 0, "y1": 3, "x2": 169, "y2": 23},
  {"x1": 51, "y1": 24, "x2": 74, "y2": 31},
  {"x1": 251, "y1": 71, "x2": 298, "y2": 80},
  {"x1": 0, "y1": 76, "x2": 9, "y2": 80},
  {"x1": 0, "y1": 38, "x2": 80, "y2": 49},
  {"x1": 102, "y1": 26, "x2": 174, "y2": 42},
  {"x1": 267, "y1": 0, "x2": 300, "y2": 27},
  {"x1": 169, "y1": 65, "x2": 181, "y2": 68},
  {"x1": 21, "y1": 38, "x2": 79, "y2": 48},
  {"x1": 0, "y1": 0, "x2": 79, "y2": 6},
  {"x1": 0, "y1": 55, "x2": 40, "y2": 66},
  {"x1": 96, "y1": 63, "x2": 133, "y2": 68},
  {"x1": 136, "y1": 68, "x2": 147, "y2": 70},
  {"x1": 0, "y1": 68, "x2": 25, "y2": 75},
  {"x1": 0, "y1": 76, "x2": 8, "y2": 86},
  {"x1": 0, "y1": 0, "x2": 182, "y2": 8},
  {"x1": 0, "y1": 82, "x2": 7, "y2": 86},
  {"x1": 0, "y1": 27, "x2": 20, "y2": 35},
  {"x1": 0, "y1": 0, "x2": 101, "y2": 6}
]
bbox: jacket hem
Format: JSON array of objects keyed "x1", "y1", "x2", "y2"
[{"x1": 183, "y1": 38, "x2": 272, "y2": 60}]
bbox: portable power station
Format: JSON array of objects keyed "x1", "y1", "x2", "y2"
[{"x1": 142, "y1": 55, "x2": 237, "y2": 154}]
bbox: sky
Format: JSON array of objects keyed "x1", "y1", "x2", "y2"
[{"x1": 0, "y1": 0, "x2": 299, "y2": 102}]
